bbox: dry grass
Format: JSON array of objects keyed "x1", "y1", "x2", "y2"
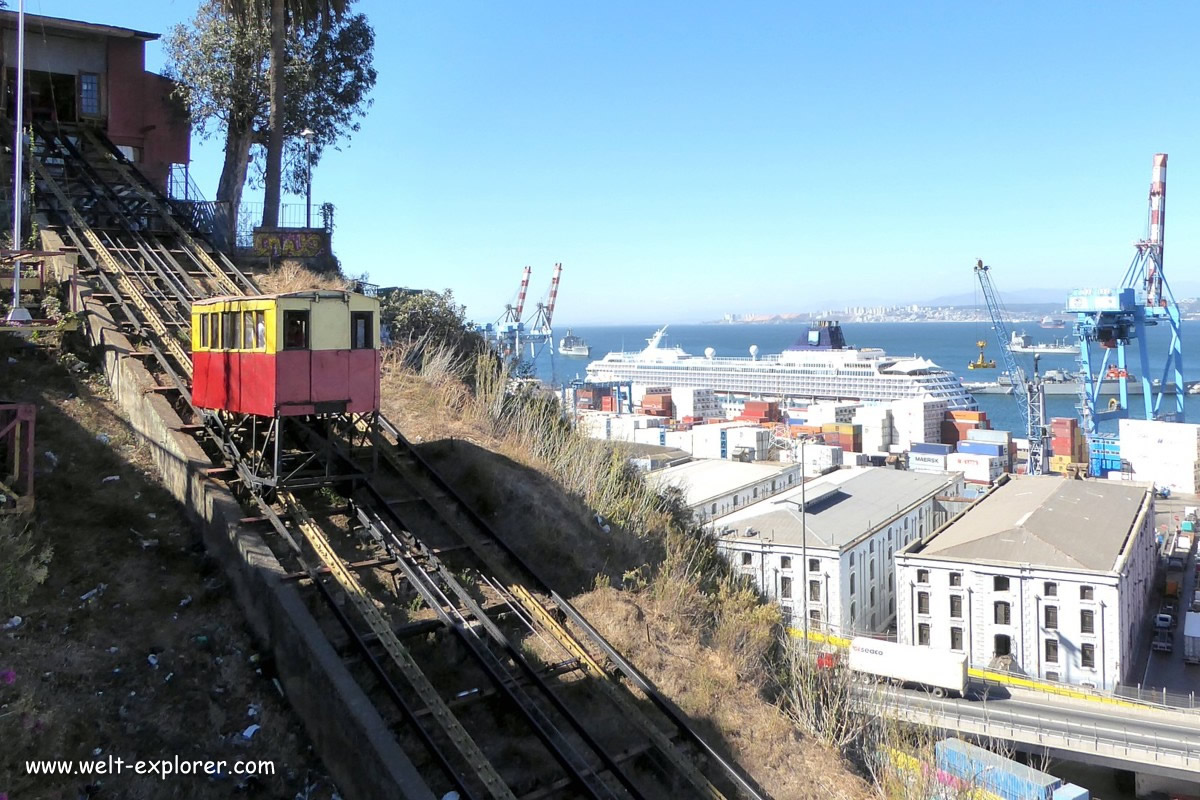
[
  {"x1": 381, "y1": 344, "x2": 874, "y2": 798},
  {"x1": 255, "y1": 260, "x2": 347, "y2": 294},
  {"x1": 0, "y1": 342, "x2": 336, "y2": 799}
]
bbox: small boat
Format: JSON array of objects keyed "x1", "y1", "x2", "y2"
[
  {"x1": 1040, "y1": 316, "x2": 1067, "y2": 329},
  {"x1": 559, "y1": 329, "x2": 591, "y2": 357},
  {"x1": 1009, "y1": 330, "x2": 1079, "y2": 355}
]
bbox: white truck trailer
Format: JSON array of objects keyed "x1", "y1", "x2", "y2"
[
  {"x1": 1184, "y1": 613, "x2": 1200, "y2": 665},
  {"x1": 847, "y1": 637, "x2": 969, "y2": 698}
]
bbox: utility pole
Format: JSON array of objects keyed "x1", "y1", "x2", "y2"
[
  {"x1": 6, "y1": 0, "x2": 31, "y2": 324},
  {"x1": 301, "y1": 128, "x2": 315, "y2": 229}
]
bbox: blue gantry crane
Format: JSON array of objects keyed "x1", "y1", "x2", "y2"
[
  {"x1": 974, "y1": 260, "x2": 1050, "y2": 475},
  {"x1": 1069, "y1": 154, "x2": 1185, "y2": 433}
]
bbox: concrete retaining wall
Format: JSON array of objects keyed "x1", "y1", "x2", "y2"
[{"x1": 43, "y1": 230, "x2": 435, "y2": 800}]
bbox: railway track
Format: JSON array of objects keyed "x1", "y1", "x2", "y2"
[{"x1": 24, "y1": 121, "x2": 768, "y2": 800}]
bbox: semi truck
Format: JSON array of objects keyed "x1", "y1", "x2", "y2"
[
  {"x1": 1184, "y1": 612, "x2": 1200, "y2": 665},
  {"x1": 847, "y1": 637, "x2": 968, "y2": 698}
]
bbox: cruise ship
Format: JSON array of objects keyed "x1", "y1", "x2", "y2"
[{"x1": 585, "y1": 321, "x2": 978, "y2": 410}]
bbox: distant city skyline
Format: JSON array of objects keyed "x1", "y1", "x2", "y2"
[{"x1": 41, "y1": 0, "x2": 1200, "y2": 325}]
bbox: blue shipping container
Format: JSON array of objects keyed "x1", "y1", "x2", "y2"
[
  {"x1": 957, "y1": 441, "x2": 1004, "y2": 457},
  {"x1": 911, "y1": 442, "x2": 953, "y2": 455},
  {"x1": 936, "y1": 739, "x2": 1060, "y2": 800}
]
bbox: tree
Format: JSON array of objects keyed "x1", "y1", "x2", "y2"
[
  {"x1": 220, "y1": 0, "x2": 348, "y2": 230},
  {"x1": 165, "y1": 0, "x2": 374, "y2": 235}
]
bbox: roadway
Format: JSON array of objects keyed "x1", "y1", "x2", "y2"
[
  {"x1": 1142, "y1": 491, "x2": 1200, "y2": 698},
  {"x1": 877, "y1": 683, "x2": 1200, "y2": 781}
]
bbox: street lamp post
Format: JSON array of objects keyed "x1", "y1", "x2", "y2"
[{"x1": 301, "y1": 128, "x2": 315, "y2": 228}]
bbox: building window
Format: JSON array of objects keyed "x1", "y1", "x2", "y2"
[
  {"x1": 887, "y1": 547, "x2": 893, "y2": 560},
  {"x1": 850, "y1": 574, "x2": 856, "y2": 595},
  {"x1": 950, "y1": 594, "x2": 962, "y2": 619},
  {"x1": 740, "y1": 553, "x2": 752, "y2": 566},
  {"x1": 950, "y1": 626, "x2": 963, "y2": 650},
  {"x1": 283, "y1": 310, "x2": 310, "y2": 349},
  {"x1": 351, "y1": 311, "x2": 373, "y2": 349},
  {"x1": 869, "y1": 561, "x2": 875, "y2": 580},
  {"x1": 1081, "y1": 609, "x2": 1095, "y2": 634},
  {"x1": 752, "y1": 487, "x2": 758, "y2": 499},
  {"x1": 780, "y1": 577, "x2": 792, "y2": 599},
  {"x1": 917, "y1": 569, "x2": 929, "y2": 584},
  {"x1": 1045, "y1": 638, "x2": 1059, "y2": 663},
  {"x1": 1081, "y1": 643, "x2": 1095, "y2": 668},
  {"x1": 780, "y1": 556, "x2": 792, "y2": 570},
  {"x1": 950, "y1": 572, "x2": 962, "y2": 587},
  {"x1": 994, "y1": 601, "x2": 1011, "y2": 625},
  {"x1": 994, "y1": 576, "x2": 1010, "y2": 592},
  {"x1": 871, "y1": 613, "x2": 877, "y2": 628},
  {"x1": 889, "y1": 597, "x2": 894, "y2": 614},
  {"x1": 850, "y1": 602, "x2": 856, "y2": 624},
  {"x1": 918, "y1": 623, "x2": 930, "y2": 646},
  {"x1": 80, "y1": 72, "x2": 100, "y2": 116},
  {"x1": 711, "y1": 503, "x2": 717, "y2": 515},
  {"x1": 869, "y1": 587, "x2": 875, "y2": 607},
  {"x1": 809, "y1": 580, "x2": 820, "y2": 601},
  {"x1": 1080, "y1": 585, "x2": 1094, "y2": 601},
  {"x1": 849, "y1": 552, "x2": 855, "y2": 567},
  {"x1": 888, "y1": 573, "x2": 894, "y2": 592},
  {"x1": 869, "y1": 540, "x2": 874, "y2": 553},
  {"x1": 1045, "y1": 605, "x2": 1058, "y2": 629},
  {"x1": 809, "y1": 609, "x2": 821, "y2": 627},
  {"x1": 917, "y1": 591, "x2": 930, "y2": 615},
  {"x1": 1044, "y1": 581, "x2": 1057, "y2": 597},
  {"x1": 1046, "y1": 671, "x2": 1060, "y2": 682},
  {"x1": 808, "y1": 558, "x2": 819, "y2": 573}
]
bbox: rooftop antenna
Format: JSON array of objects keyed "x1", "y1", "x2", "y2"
[{"x1": 6, "y1": 0, "x2": 31, "y2": 324}]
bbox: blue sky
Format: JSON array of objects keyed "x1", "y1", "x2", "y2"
[{"x1": 32, "y1": 1, "x2": 1200, "y2": 324}]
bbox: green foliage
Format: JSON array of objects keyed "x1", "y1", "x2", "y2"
[
  {"x1": 164, "y1": 0, "x2": 376, "y2": 194},
  {"x1": 380, "y1": 288, "x2": 489, "y2": 374}
]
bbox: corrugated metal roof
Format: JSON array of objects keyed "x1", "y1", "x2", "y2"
[
  {"x1": 917, "y1": 476, "x2": 1150, "y2": 571},
  {"x1": 645, "y1": 459, "x2": 794, "y2": 507}
]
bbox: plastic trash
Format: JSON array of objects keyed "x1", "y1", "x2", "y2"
[
  {"x1": 442, "y1": 792, "x2": 461, "y2": 800},
  {"x1": 102, "y1": 475, "x2": 120, "y2": 484},
  {"x1": 247, "y1": 703, "x2": 261, "y2": 718},
  {"x1": 80, "y1": 584, "x2": 107, "y2": 602},
  {"x1": 92, "y1": 747, "x2": 102, "y2": 756},
  {"x1": 147, "y1": 512, "x2": 157, "y2": 520},
  {"x1": 44, "y1": 450, "x2": 58, "y2": 467},
  {"x1": 147, "y1": 654, "x2": 159, "y2": 668},
  {"x1": 1, "y1": 669, "x2": 16, "y2": 685},
  {"x1": 179, "y1": 596, "x2": 193, "y2": 608},
  {"x1": 96, "y1": 433, "x2": 111, "y2": 444},
  {"x1": 2, "y1": 616, "x2": 22, "y2": 630},
  {"x1": 242, "y1": 724, "x2": 260, "y2": 740}
]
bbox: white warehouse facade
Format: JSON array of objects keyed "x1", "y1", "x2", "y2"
[
  {"x1": 895, "y1": 476, "x2": 1156, "y2": 692},
  {"x1": 714, "y1": 467, "x2": 964, "y2": 636}
]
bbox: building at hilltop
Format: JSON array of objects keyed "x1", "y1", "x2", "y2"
[{"x1": 1, "y1": 10, "x2": 189, "y2": 190}]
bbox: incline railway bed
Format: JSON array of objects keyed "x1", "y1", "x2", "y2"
[{"x1": 22, "y1": 120, "x2": 768, "y2": 800}]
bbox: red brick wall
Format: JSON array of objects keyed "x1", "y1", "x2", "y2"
[{"x1": 105, "y1": 37, "x2": 189, "y2": 191}]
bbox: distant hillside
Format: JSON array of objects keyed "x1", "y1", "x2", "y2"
[{"x1": 924, "y1": 288, "x2": 1071, "y2": 306}]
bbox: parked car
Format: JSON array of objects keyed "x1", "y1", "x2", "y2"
[
  {"x1": 1156, "y1": 613, "x2": 1175, "y2": 630},
  {"x1": 1157, "y1": 485, "x2": 1172, "y2": 499}
]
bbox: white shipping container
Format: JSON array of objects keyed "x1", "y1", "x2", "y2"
[
  {"x1": 908, "y1": 453, "x2": 947, "y2": 472},
  {"x1": 847, "y1": 637, "x2": 967, "y2": 697},
  {"x1": 1185, "y1": 613, "x2": 1200, "y2": 665}
]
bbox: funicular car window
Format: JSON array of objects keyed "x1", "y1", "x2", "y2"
[{"x1": 284, "y1": 310, "x2": 310, "y2": 350}]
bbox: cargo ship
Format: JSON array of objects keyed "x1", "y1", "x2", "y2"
[
  {"x1": 585, "y1": 321, "x2": 978, "y2": 409},
  {"x1": 558, "y1": 330, "x2": 590, "y2": 357},
  {"x1": 1040, "y1": 316, "x2": 1067, "y2": 329},
  {"x1": 966, "y1": 369, "x2": 1190, "y2": 395},
  {"x1": 1009, "y1": 331, "x2": 1079, "y2": 355}
]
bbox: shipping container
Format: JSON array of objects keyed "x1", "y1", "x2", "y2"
[
  {"x1": 1184, "y1": 613, "x2": 1200, "y2": 665},
  {"x1": 957, "y1": 441, "x2": 1004, "y2": 457},
  {"x1": 965, "y1": 428, "x2": 1012, "y2": 445},
  {"x1": 948, "y1": 410, "x2": 987, "y2": 422},
  {"x1": 911, "y1": 442, "x2": 954, "y2": 455},
  {"x1": 935, "y1": 739, "x2": 1061, "y2": 800}
]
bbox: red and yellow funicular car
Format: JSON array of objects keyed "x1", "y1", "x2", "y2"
[{"x1": 191, "y1": 290, "x2": 380, "y2": 417}]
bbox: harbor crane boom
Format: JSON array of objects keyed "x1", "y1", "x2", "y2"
[{"x1": 974, "y1": 260, "x2": 1049, "y2": 475}]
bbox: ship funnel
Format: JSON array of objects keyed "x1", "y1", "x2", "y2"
[
  {"x1": 749, "y1": 345, "x2": 759, "y2": 360},
  {"x1": 704, "y1": 347, "x2": 715, "y2": 360}
]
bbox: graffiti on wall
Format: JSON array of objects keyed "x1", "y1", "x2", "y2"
[{"x1": 252, "y1": 228, "x2": 330, "y2": 259}]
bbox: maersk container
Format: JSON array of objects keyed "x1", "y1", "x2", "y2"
[
  {"x1": 847, "y1": 638, "x2": 967, "y2": 697},
  {"x1": 1051, "y1": 784, "x2": 1090, "y2": 800},
  {"x1": 935, "y1": 738, "x2": 1061, "y2": 800},
  {"x1": 911, "y1": 442, "x2": 953, "y2": 455}
]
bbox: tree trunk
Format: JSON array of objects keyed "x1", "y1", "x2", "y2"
[
  {"x1": 216, "y1": 121, "x2": 254, "y2": 251},
  {"x1": 261, "y1": 0, "x2": 285, "y2": 229}
]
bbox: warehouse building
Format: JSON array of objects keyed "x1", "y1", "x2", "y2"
[
  {"x1": 645, "y1": 459, "x2": 801, "y2": 522},
  {"x1": 895, "y1": 476, "x2": 1155, "y2": 691},
  {"x1": 714, "y1": 467, "x2": 964, "y2": 635}
]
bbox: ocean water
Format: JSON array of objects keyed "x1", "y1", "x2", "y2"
[{"x1": 538, "y1": 321, "x2": 1200, "y2": 436}]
